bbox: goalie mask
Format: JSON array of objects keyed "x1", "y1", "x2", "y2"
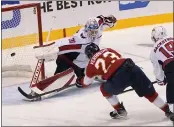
[
  {"x1": 85, "y1": 18, "x2": 99, "y2": 40},
  {"x1": 85, "y1": 43, "x2": 100, "y2": 59},
  {"x1": 151, "y1": 26, "x2": 167, "y2": 43}
]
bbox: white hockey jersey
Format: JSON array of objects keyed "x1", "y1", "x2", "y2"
[
  {"x1": 150, "y1": 36, "x2": 174, "y2": 81},
  {"x1": 53, "y1": 16, "x2": 115, "y2": 68}
]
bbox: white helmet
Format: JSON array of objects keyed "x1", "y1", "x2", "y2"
[
  {"x1": 85, "y1": 18, "x2": 99, "y2": 40},
  {"x1": 151, "y1": 26, "x2": 167, "y2": 42}
]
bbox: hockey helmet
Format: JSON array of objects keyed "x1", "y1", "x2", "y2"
[
  {"x1": 85, "y1": 43, "x2": 100, "y2": 59},
  {"x1": 151, "y1": 26, "x2": 167, "y2": 42},
  {"x1": 85, "y1": 18, "x2": 99, "y2": 39}
]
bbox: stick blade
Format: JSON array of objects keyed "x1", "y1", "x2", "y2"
[{"x1": 18, "y1": 87, "x2": 33, "y2": 99}]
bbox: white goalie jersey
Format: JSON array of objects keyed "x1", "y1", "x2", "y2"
[
  {"x1": 150, "y1": 36, "x2": 174, "y2": 81},
  {"x1": 35, "y1": 15, "x2": 116, "y2": 68},
  {"x1": 54, "y1": 25, "x2": 104, "y2": 68}
]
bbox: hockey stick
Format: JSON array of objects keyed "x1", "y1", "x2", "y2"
[
  {"x1": 18, "y1": 74, "x2": 75, "y2": 100},
  {"x1": 46, "y1": 16, "x2": 56, "y2": 41},
  {"x1": 18, "y1": 84, "x2": 75, "y2": 100},
  {"x1": 18, "y1": 80, "x2": 157, "y2": 100}
]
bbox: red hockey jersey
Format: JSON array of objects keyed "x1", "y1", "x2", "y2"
[{"x1": 81, "y1": 48, "x2": 126, "y2": 87}]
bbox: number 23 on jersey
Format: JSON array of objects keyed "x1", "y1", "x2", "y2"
[{"x1": 95, "y1": 51, "x2": 120, "y2": 73}]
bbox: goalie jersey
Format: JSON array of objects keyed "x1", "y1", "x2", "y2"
[
  {"x1": 53, "y1": 16, "x2": 115, "y2": 68},
  {"x1": 150, "y1": 36, "x2": 174, "y2": 81}
]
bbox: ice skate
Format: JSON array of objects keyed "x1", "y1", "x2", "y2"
[
  {"x1": 110, "y1": 102, "x2": 128, "y2": 119},
  {"x1": 165, "y1": 106, "x2": 174, "y2": 121}
]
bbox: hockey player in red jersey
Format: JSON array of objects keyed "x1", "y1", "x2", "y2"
[
  {"x1": 75, "y1": 43, "x2": 174, "y2": 121},
  {"x1": 150, "y1": 26, "x2": 174, "y2": 111}
]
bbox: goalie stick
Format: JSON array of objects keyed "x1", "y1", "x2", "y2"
[
  {"x1": 18, "y1": 75, "x2": 75, "y2": 100},
  {"x1": 18, "y1": 80, "x2": 157, "y2": 101}
]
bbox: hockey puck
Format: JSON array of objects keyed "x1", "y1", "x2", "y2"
[{"x1": 11, "y1": 52, "x2": 16, "y2": 57}]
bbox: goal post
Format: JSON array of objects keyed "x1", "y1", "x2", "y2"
[{"x1": 2, "y1": 3, "x2": 45, "y2": 82}]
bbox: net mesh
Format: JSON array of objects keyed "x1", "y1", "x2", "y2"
[{"x1": 2, "y1": 4, "x2": 43, "y2": 78}]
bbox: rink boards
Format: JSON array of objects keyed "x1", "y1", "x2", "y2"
[{"x1": 2, "y1": 1, "x2": 173, "y2": 49}]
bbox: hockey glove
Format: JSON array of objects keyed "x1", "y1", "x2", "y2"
[
  {"x1": 97, "y1": 15, "x2": 105, "y2": 22},
  {"x1": 75, "y1": 77, "x2": 84, "y2": 88},
  {"x1": 157, "y1": 78, "x2": 167, "y2": 86},
  {"x1": 97, "y1": 15, "x2": 117, "y2": 27},
  {"x1": 105, "y1": 15, "x2": 117, "y2": 24}
]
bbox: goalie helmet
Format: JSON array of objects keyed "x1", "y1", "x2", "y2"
[
  {"x1": 151, "y1": 26, "x2": 167, "y2": 43},
  {"x1": 85, "y1": 18, "x2": 99, "y2": 40},
  {"x1": 85, "y1": 43, "x2": 100, "y2": 59}
]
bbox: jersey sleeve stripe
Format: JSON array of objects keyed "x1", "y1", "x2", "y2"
[{"x1": 59, "y1": 44, "x2": 82, "y2": 52}]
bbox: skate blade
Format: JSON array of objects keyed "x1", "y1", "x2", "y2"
[
  {"x1": 22, "y1": 98, "x2": 41, "y2": 102},
  {"x1": 112, "y1": 115, "x2": 129, "y2": 120}
]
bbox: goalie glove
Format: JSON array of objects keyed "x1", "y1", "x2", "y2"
[
  {"x1": 105, "y1": 15, "x2": 117, "y2": 24},
  {"x1": 156, "y1": 78, "x2": 167, "y2": 86},
  {"x1": 34, "y1": 42, "x2": 59, "y2": 62},
  {"x1": 97, "y1": 15, "x2": 117, "y2": 28}
]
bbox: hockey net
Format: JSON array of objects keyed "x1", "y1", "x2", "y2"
[{"x1": 2, "y1": 3, "x2": 45, "y2": 85}]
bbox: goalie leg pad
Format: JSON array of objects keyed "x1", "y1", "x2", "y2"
[
  {"x1": 31, "y1": 68, "x2": 76, "y2": 93},
  {"x1": 42, "y1": 68, "x2": 76, "y2": 92}
]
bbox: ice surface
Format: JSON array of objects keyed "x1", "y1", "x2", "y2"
[{"x1": 2, "y1": 23, "x2": 174, "y2": 126}]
